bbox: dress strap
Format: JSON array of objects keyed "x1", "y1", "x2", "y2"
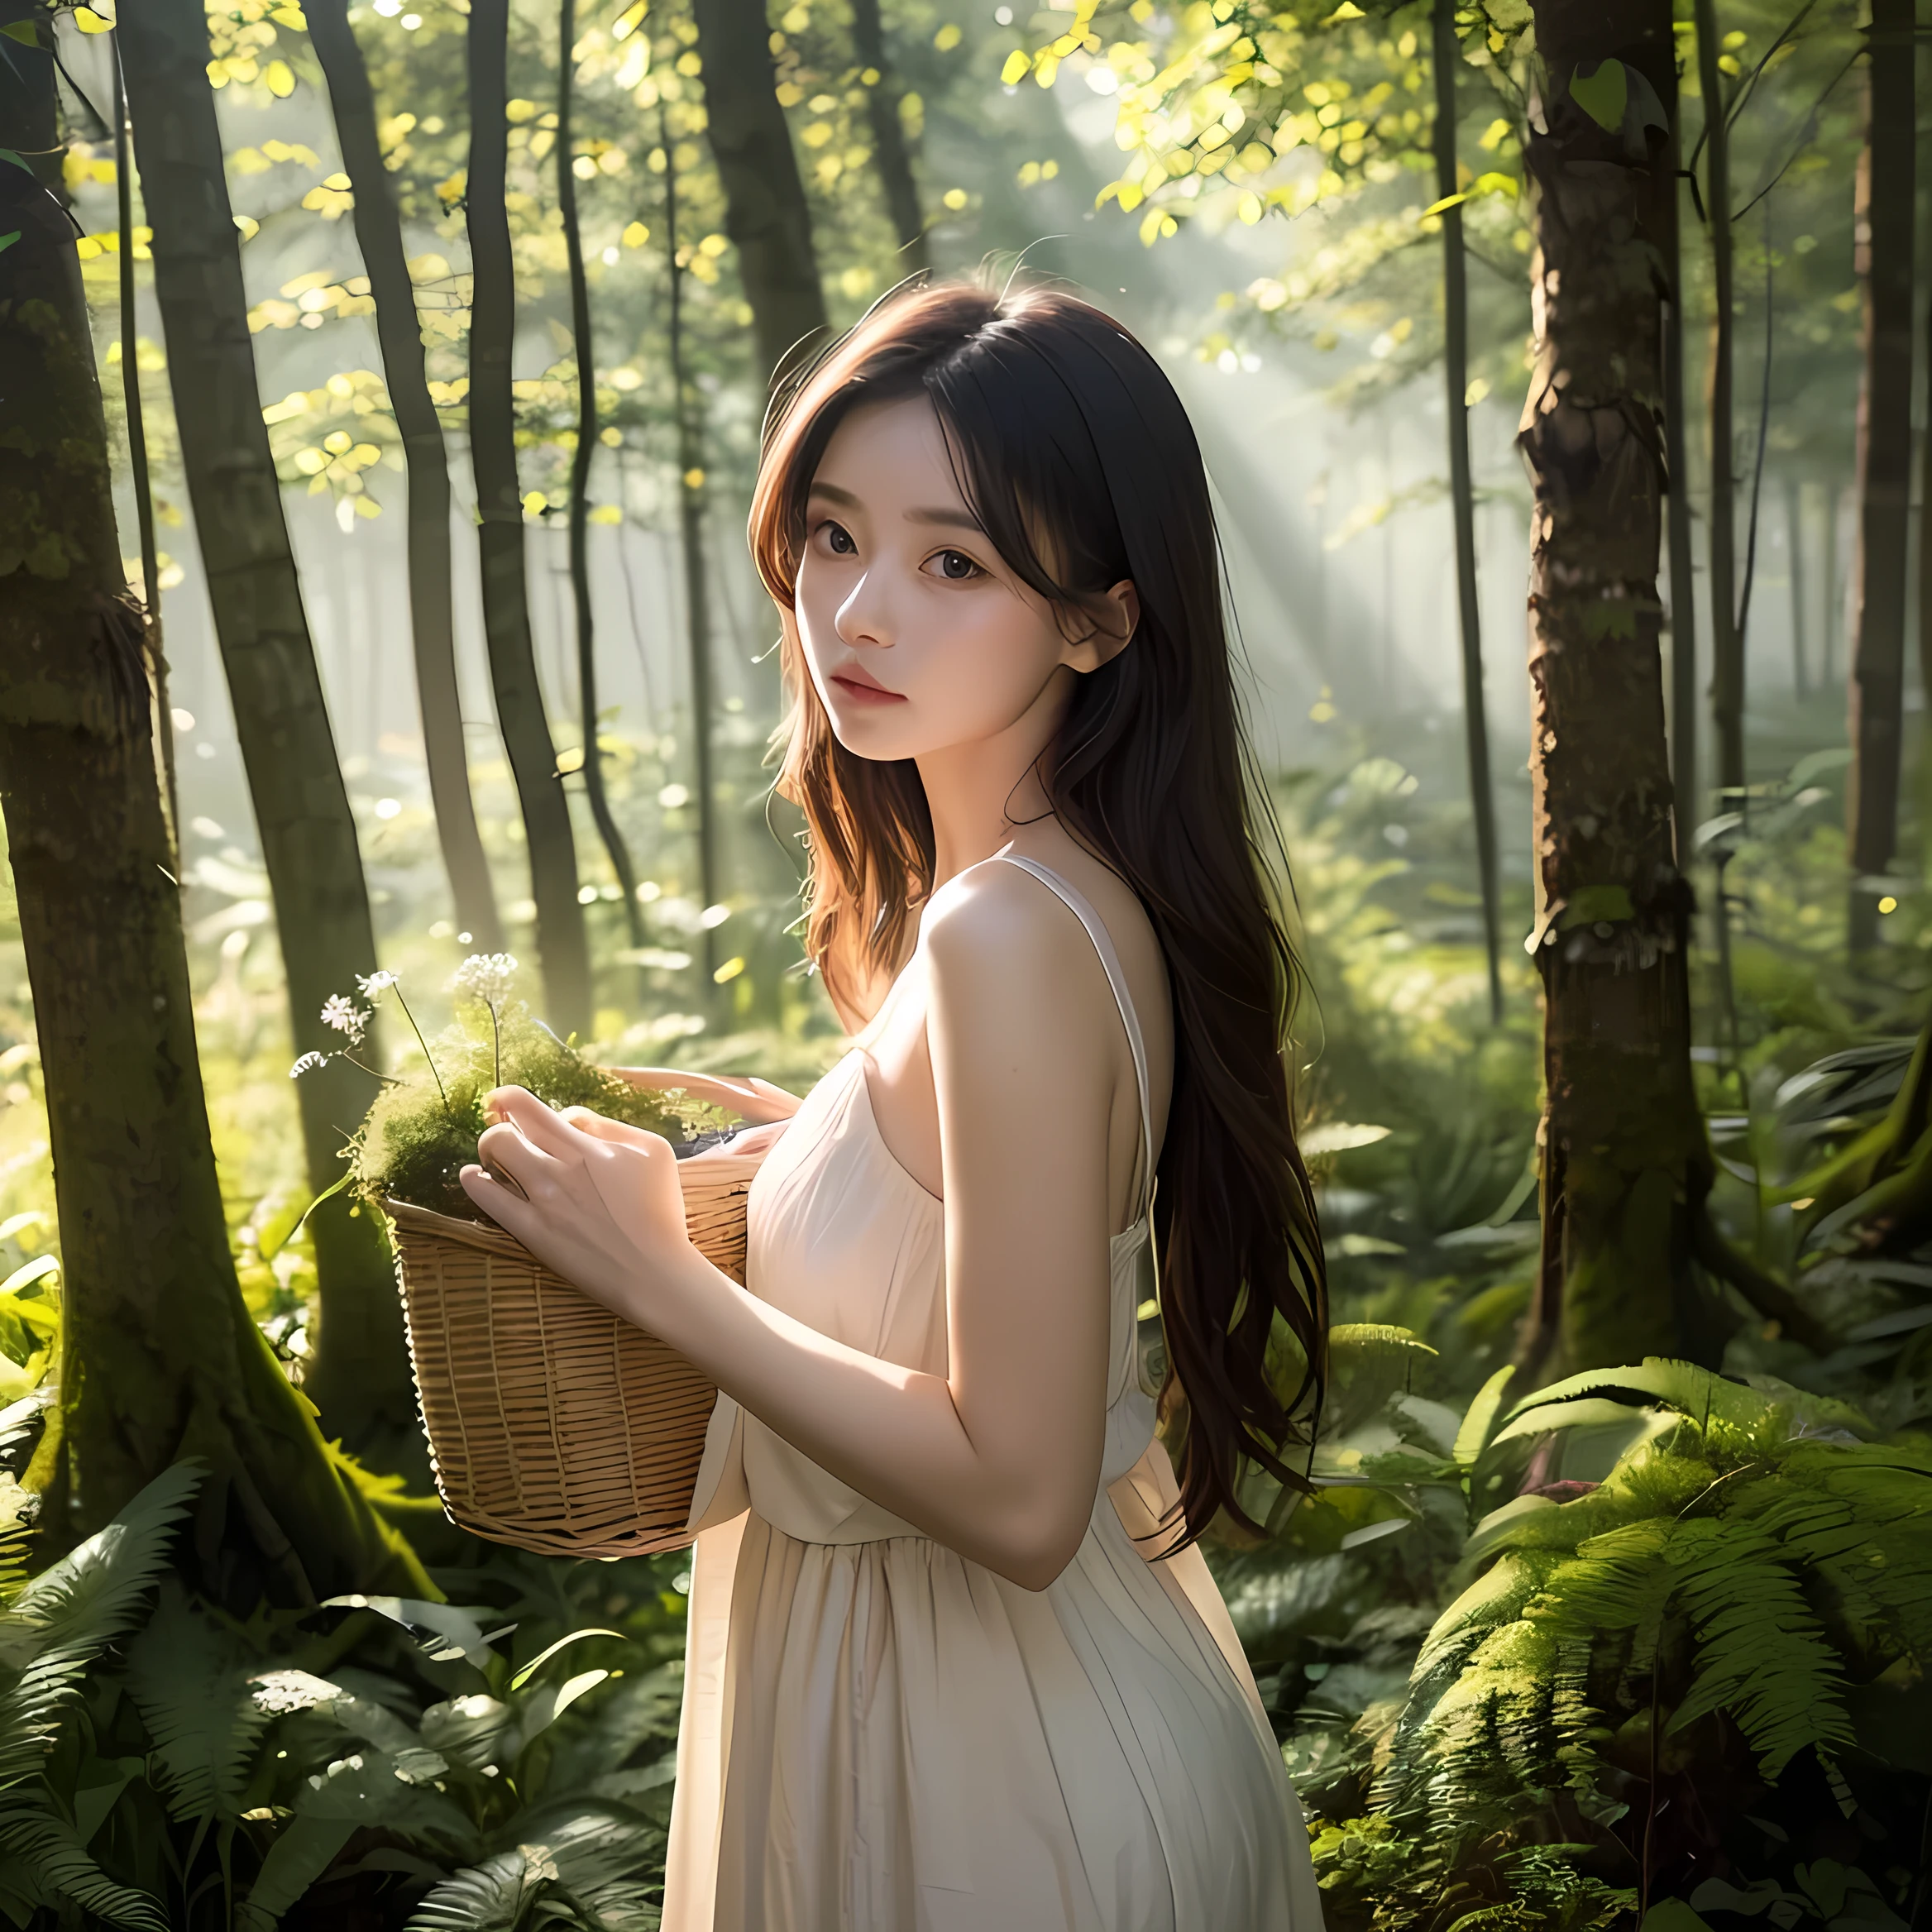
[{"x1": 990, "y1": 855, "x2": 1155, "y2": 1220}]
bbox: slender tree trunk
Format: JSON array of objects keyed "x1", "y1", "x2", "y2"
[
  {"x1": 308, "y1": 0, "x2": 504, "y2": 954},
  {"x1": 1432, "y1": 0, "x2": 1502, "y2": 1023},
  {"x1": 1695, "y1": 0, "x2": 1743, "y2": 804},
  {"x1": 119, "y1": 0, "x2": 419, "y2": 1471},
  {"x1": 694, "y1": 0, "x2": 829, "y2": 385},
  {"x1": 0, "y1": 11, "x2": 426, "y2": 1604},
  {"x1": 664, "y1": 127, "x2": 720, "y2": 982},
  {"x1": 1824, "y1": 478, "x2": 1844, "y2": 684},
  {"x1": 557, "y1": 0, "x2": 643, "y2": 980},
  {"x1": 1786, "y1": 476, "x2": 1809, "y2": 696},
  {"x1": 466, "y1": 0, "x2": 591, "y2": 1031},
  {"x1": 110, "y1": 38, "x2": 176, "y2": 867},
  {"x1": 850, "y1": 0, "x2": 928, "y2": 273},
  {"x1": 1845, "y1": 0, "x2": 1915, "y2": 950},
  {"x1": 1518, "y1": 0, "x2": 1730, "y2": 1380},
  {"x1": 1662, "y1": 109, "x2": 1700, "y2": 856}
]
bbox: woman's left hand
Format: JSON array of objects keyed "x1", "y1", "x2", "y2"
[{"x1": 460, "y1": 1085, "x2": 705, "y2": 1334}]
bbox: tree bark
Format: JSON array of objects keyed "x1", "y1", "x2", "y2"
[
  {"x1": 1694, "y1": 0, "x2": 1743, "y2": 806},
  {"x1": 119, "y1": 0, "x2": 419, "y2": 1471},
  {"x1": 466, "y1": 0, "x2": 592, "y2": 1031},
  {"x1": 1432, "y1": 0, "x2": 1502, "y2": 1024},
  {"x1": 557, "y1": 0, "x2": 644, "y2": 978},
  {"x1": 850, "y1": 0, "x2": 929, "y2": 273},
  {"x1": 1845, "y1": 0, "x2": 1914, "y2": 951},
  {"x1": 1515, "y1": 0, "x2": 1726, "y2": 1382},
  {"x1": 0, "y1": 11, "x2": 426, "y2": 1604},
  {"x1": 308, "y1": 0, "x2": 504, "y2": 954},
  {"x1": 694, "y1": 0, "x2": 829, "y2": 386},
  {"x1": 1662, "y1": 112, "x2": 1700, "y2": 857},
  {"x1": 663, "y1": 122, "x2": 721, "y2": 984}
]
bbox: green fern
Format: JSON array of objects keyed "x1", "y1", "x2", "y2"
[
  {"x1": 404, "y1": 1804, "x2": 663, "y2": 1931},
  {"x1": 0, "y1": 1800, "x2": 170, "y2": 1931},
  {"x1": 1661, "y1": 1517, "x2": 1853, "y2": 1777},
  {"x1": 123, "y1": 1575, "x2": 270, "y2": 1823},
  {"x1": 0, "y1": 1461, "x2": 201, "y2": 1790},
  {"x1": 237, "y1": 1816, "x2": 359, "y2": 1932}
]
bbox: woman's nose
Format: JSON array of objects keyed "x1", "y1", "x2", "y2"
[{"x1": 835, "y1": 568, "x2": 893, "y2": 650}]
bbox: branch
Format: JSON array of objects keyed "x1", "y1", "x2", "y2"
[{"x1": 1690, "y1": 1206, "x2": 1835, "y2": 1355}]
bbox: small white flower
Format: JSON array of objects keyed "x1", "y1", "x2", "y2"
[
  {"x1": 289, "y1": 1051, "x2": 327, "y2": 1079},
  {"x1": 319, "y1": 995, "x2": 369, "y2": 1045},
  {"x1": 356, "y1": 969, "x2": 399, "y2": 1000},
  {"x1": 452, "y1": 953, "x2": 518, "y2": 1007}
]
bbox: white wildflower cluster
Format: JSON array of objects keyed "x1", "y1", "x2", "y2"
[
  {"x1": 289, "y1": 1050, "x2": 327, "y2": 1079},
  {"x1": 452, "y1": 953, "x2": 518, "y2": 1008},
  {"x1": 320, "y1": 993, "x2": 370, "y2": 1046},
  {"x1": 356, "y1": 968, "x2": 399, "y2": 999}
]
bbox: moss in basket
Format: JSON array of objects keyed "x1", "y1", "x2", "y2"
[{"x1": 294, "y1": 955, "x2": 717, "y2": 1224}]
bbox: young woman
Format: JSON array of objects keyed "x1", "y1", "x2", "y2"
[{"x1": 463, "y1": 280, "x2": 1329, "y2": 1930}]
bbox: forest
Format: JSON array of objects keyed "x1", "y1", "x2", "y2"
[{"x1": 0, "y1": 0, "x2": 1928, "y2": 1924}]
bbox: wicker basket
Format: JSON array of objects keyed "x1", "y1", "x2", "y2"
[{"x1": 384, "y1": 1150, "x2": 763, "y2": 1559}]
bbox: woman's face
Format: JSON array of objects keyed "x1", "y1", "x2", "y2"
[{"x1": 791, "y1": 395, "x2": 1133, "y2": 766}]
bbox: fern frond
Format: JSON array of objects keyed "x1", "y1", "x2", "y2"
[
  {"x1": 0, "y1": 1799, "x2": 170, "y2": 1931},
  {"x1": 0, "y1": 1461, "x2": 201, "y2": 1790},
  {"x1": 124, "y1": 1576, "x2": 270, "y2": 1823},
  {"x1": 1664, "y1": 1518, "x2": 1853, "y2": 1777},
  {"x1": 236, "y1": 1816, "x2": 357, "y2": 1932},
  {"x1": 405, "y1": 1805, "x2": 662, "y2": 1930}
]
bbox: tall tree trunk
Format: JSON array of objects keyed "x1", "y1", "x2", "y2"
[
  {"x1": 1662, "y1": 108, "x2": 1700, "y2": 855},
  {"x1": 664, "y1": 124, "x2": 720, "y2": 983},
  {"x1": 110, "y1": 37, "x2": 176, "y2": 866},
  {"x1": 1845, "y1": 0, "x2": 1915, "y2": 951},
  {"x1": 1786, "y1": 476, "x2": 1809, "y2": 697},
  {"x1": 1513, "y1": 0, "x2": 1826, "y2": 1380},
  {"x1": 0, "y1": 8, "x2": 426, "y2": 1604},
  {"x1": 1695, "y1": 0, "x2": 1743, "y2": 804},
  {"x1": 308, "y1": 0, "x2": 504, "y2": 954},
  {"x1": 467, "y1": 0, "x2": 592, "y2": 1030},
  {"x1": 1432, "y1": 0, "x2": 1502, "y2": 1023},
  {"x1": 119, "y1": 0, "x2": 419, "y2": 1471},
  {"x1": 694, "y1": 0, "x2": 829, "y2": 385},
  {"x1": 850, "y1": 0, "x2": 928, "y2": 273},
  {"x1": 557, "y1": 0, "x2": 644, "y2": 980}
]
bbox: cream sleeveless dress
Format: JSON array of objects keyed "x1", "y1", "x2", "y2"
[{"x1": 662, "y1": 856, "x2": 1322, "y2": 1931}]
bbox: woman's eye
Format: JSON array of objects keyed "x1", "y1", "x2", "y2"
[
  {"x1": 930, "y1": 549, "x2": 980, "y2": 581},
  {"x1": 822, "y1": 521, "x2": 856, "y2": 556}
]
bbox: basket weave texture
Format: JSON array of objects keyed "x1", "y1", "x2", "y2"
[{"x1": 385, "y1": 1150, "x2": 762, "y2": 1559}]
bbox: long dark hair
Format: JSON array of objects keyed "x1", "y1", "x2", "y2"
[{"x1": 748, "y1": 278, "x2": 1327, "y2": 1543}]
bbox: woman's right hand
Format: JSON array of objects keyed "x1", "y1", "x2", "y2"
[{"x1": 609, "y1": 1065, "x2": 803, "y2": 1126}]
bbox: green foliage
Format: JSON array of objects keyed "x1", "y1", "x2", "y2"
[{"x1": 342, "y1": 977, "x2": 716, "y2": 1222}]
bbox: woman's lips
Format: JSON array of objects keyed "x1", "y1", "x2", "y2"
[{"x1": 829, "y1": 667, "x2": 906, "y2": 705}]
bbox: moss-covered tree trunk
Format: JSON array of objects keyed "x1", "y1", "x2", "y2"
[
  {"x1": 1844, "y1": 0, "x2": 1915, "y2": 952},
  {"x1": 0, "y1": 12, "x2": 424, "y2": 1605},
  {"x1": 119, "y1": 0, "x2": 421, "y2": 1471},
  {"x1": 851, "y1": 0, "x2": 928, "y2": 274},
  {"x1": 1515, "y1": 1, "x2": 1723, "y2": 1381},
  {"x1": 466, "y1": 0, "x2": 592, "y2": 1033},
  {"x1": 308, "y1": 0, "x2": 504, "y2": 954},
  {"x1": 695, "y1": 0, "x2": 829, "y2": 385}
]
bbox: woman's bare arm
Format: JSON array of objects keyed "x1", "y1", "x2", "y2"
[
  {"x1": 462, "y1": 868, "x2": 1120, "y2": 1590},
  {"x1": 606, "y1": 1066, "x2": 803, "y2": 1123}
]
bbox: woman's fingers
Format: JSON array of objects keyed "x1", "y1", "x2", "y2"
[
  {"x1": 605, "y1": 1067, "x2": 803, "y2": 1125},
  {"x1": 476, "y1": 1117, "x2": 567, "y2": 1198},
  {"x1": 558, "y1": 1106, "x2": 670, "y2": 1154},
  {"x1": 483, "y1": 1084, "x2": 591, "y2": 1159},
  {"x1": 461, "y1": 1160, "x2": 538, "y2": 1231}
]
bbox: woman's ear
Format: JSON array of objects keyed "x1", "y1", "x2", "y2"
[{"x1": 1063, "y1": 579, "x2": 1141, "y2": 674}]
